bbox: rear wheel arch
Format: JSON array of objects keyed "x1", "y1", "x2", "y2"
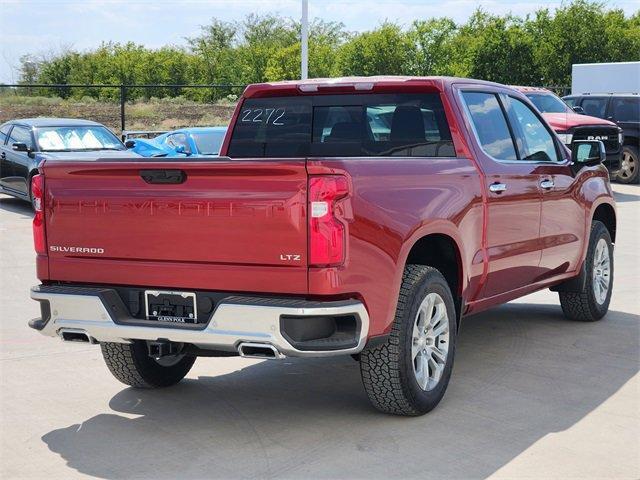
[{"x1": 404, "y1": 233, "x2": 464, "y2": 323}]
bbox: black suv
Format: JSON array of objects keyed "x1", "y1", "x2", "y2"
[{"x1": 564, "y1": 94, "x2": 640, "y2": 184}]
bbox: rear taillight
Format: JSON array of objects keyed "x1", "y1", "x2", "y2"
[
  {"x1": 31, "y1": 174, "x2": 47, "y2": 255},
  {"x1": 309, "y1": 175, "x2": 349, "y2": 266}
]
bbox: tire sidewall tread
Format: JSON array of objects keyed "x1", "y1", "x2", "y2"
[
  {"x1": 101, "y1": 341, "x2": 196, "y2": 388},
  {"x1": 559, "y1": 221, "x2": 613, "y2": 322},
  {"x1": 360, "y1": 265, "x2": 457, "y2": 416}
]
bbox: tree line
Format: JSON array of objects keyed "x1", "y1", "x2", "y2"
[{"x1": 15, "y1": 0, "x2": 640, "y2": 101}]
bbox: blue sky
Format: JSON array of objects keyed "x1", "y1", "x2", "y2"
[{"x1": 1, "y1": 0, "x2": 638, "y2": 83}]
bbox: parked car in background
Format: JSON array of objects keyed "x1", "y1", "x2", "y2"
[
  {"x1": 0, "y1": 118, "x2": 136, "y2": 207},
  {"x1": 513, "y1": 86, "x2": 622, "y2": 177},
  {"x1": 127, "y1": 127, "x2": 227, "y2": 157},
  {"x1": 122, "y1": 130, "x2": 168, "y2": 141},
  {"x1": 29, "y1": 77, "x2": 616, "y2": 416},
  {"x1": 563, "y1": 94, "x2": 639, "y2": 184}
]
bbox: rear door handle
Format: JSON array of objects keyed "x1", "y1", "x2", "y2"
[
  {"x1": 489, "y1": 182, "x2": 507, "y2": 193},
  {"x1": 140, "y1": 169, "x2": 186, "y2": 184},
  {"x1": 540, "y1": 179, "x2": 554, "y2": 190}
]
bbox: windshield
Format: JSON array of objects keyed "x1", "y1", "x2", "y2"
[
  {"x1": 36, "y1": 126, "x2": 125, "y2": 152},
  {"x1": 191, "y1": 131, "x2": 226, "y2": 155},
  {"x1": 525, "y1": 93, "x2": 570, "y2": 114}
]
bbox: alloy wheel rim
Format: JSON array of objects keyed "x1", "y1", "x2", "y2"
[
  {"x1": 592, "y1": 238, "x2": 611, "y2": 305},
  {"x1": 411, "y1": 292, "x2": 450, "y2": 391},
  {"x1": 620, "y1": 151, "x2": 636, "y2": 179}
]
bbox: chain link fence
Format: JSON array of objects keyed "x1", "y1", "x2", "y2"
[{"x1": 0, "y1": 84, "x2": 246, "y2": 135}]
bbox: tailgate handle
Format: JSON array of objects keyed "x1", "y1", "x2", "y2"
[{"x1": 140, "y1": 169, "x2": 186, "y2": 184}]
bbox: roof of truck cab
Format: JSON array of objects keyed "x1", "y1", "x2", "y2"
[
  {"x1": 10, "y1": 118, "x2": 104, "y2": 128},
  {"x1": 242, "y1": 76, "x2": 509, "y2": 98}
]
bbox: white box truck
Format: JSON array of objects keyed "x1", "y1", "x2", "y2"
[{"x1": 572, "y1": 62, "x2": 640, "y2": 95}]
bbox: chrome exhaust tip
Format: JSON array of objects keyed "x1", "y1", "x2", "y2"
[
  {"x1": 58, "y1": 328, "x2": 94, "y2": 344},
  {"x1": 238, "y1": 342, "x2": 284, "y2": 360}
]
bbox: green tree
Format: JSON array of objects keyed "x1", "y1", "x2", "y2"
[
  {"x1": 336, "y1": 22, "x2": 415, "y2": 76},
  {"x1": 409, "y1": 18, "x2": 458, "y2": 76},
  {"x1": 17, "y1": 2, "x2": 640, "y2": 97},
  {"x1": 265, "y1": 19, "x2": 347, "y2": 80}
]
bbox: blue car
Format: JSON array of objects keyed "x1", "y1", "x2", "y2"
[{"x1": 128, "y1": 127, "x2": 227, "y2": 157}]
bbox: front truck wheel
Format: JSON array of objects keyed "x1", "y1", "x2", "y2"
[
  {"x1": 616, "y1": 145, "x2": 639, "y2": 184},
  {"x1": 559, "y1": 221, "x2": 613, "y2": 322},
  {"x1": 101, "y1": 341, "x2": 196, "y2": 388},
  {"x1": 359, "y1": 265, "x2": 457, "y2": 416}
]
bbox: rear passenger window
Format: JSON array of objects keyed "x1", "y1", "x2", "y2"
[
  {"x1": 461, "y1": 92, "x2": 517, "y2": 161},
  {"x1": 581, "y1": 98, "x2": 608, "y2": 118},
  {"x1": 611, "y1": 98, "x2": 639, "y2": 122},
  {"x1": 228, "y1": 94, "x2": 455, "y2": 158}
]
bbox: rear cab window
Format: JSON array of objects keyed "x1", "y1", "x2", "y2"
[{"x1": 228, "y1": 94, "x2": 455, "y2": 158}]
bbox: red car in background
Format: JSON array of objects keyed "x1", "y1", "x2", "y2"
[{"x1": 513, "y1": 86, "x2": 622, "y2": 177}]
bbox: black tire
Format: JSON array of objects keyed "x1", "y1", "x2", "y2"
[
  {"x1": 28, "y1": 174, "x2": 37, "y2": 211},
  {"x1": 559, "y1": 221, "x2": 613, "y2": 321},
  {"x1": 616, "y1": 145, "x2": 639, "y2": 184},
  {"x1": 100, "y1": 341, "x2": 196, "y2": 388},
  {"x1": 359, "y1": 265, "x2": 457, "y2": 416}
]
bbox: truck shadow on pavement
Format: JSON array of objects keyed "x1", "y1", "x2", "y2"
[
  {"x1": 41, "y1": 303, "x2": 639, "y2": 479},
  {"x1": 0, "y1": 196, "x2": 33, "y2": 218}
]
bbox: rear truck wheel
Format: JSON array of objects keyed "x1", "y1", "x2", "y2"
[
  {"x1": 559, "y1": 221, "x2": 613, "y2": 322},
  {"x1": 100, "y1": 341, "x2": 196, "y2": 388},
  {"x1": 616, "y1": 145, "x2": 639, "y2": 184},
  {"x1": 359, "y1": 265, "x2": 457, "y2": 416}
]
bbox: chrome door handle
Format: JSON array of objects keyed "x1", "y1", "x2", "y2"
[
  {"x1": 540, "y1": 179, "x2": 554, "y2": 190},
  {"x1": 489, "y1": 182, "x2": 507, "y2": 193}
]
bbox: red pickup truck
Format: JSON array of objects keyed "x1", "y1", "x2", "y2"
[{"x1": 29, "y1": 77, "x2": 616, "y2": 416}]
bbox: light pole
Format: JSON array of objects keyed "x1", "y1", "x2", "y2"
[{"x1": 301, "y1": 0, "x2": 308, "y2": 79}]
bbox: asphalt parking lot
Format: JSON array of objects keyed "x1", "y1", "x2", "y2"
[{"x1": 1, "y1": 184, "x2": 638, "y2": 480}]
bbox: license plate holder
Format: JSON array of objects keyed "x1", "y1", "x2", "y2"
[{"x1": 144, "y1": 290, "x2": 197, "y2": 324}]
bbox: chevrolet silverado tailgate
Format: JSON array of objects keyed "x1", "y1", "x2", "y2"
[{"x1": 41, "y1": 158, "x2": 308, "y2": 293}]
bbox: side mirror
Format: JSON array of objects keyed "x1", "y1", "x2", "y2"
[
  {"x1": 571, "y1": 140, "x2": 605, "y2": 168},
  {"x1": 572, "y1": 106, "x2": 585, "y2": 114},
  {"x1": 12, "y1": 142, "x2": 29, "y2": 152},
  {"x1": 124, "y1": 140, "x2": 136, "y2": 148}
]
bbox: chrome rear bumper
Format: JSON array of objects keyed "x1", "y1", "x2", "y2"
[{"x1": 29, "y1": 285, "x2": 369, "y2": 358}]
